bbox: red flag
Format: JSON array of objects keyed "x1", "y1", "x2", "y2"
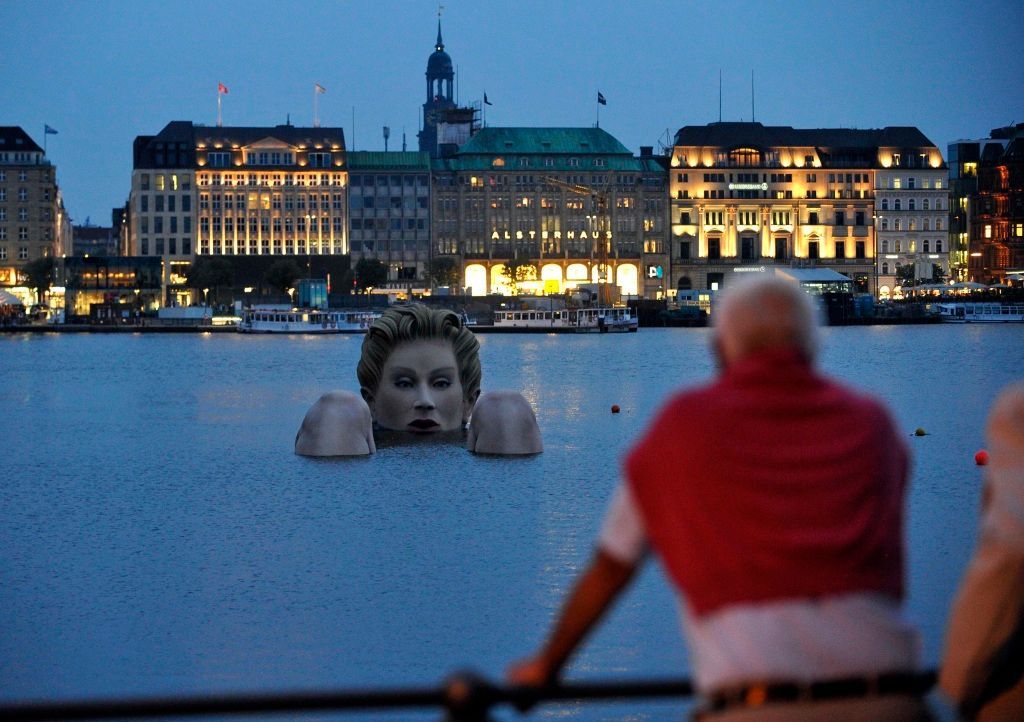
[{"x1": 218, "y1": 83, "x2": 229, "y2": 95}]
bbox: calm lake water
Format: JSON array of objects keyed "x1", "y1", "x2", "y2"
[{"x1": 1, "y1": 325, "x2": 1022, "y2": 720}]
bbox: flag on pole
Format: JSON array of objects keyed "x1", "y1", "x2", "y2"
[
  {"x1": 218, "y1": 82, "x2": 229, "y2": 95},
  {"x1": 315, "y1": 83, "x2": 326, "y2": 94},
  {"x1": 44, "y1": 125, "x2": 58, "y2": 135},
  {"x1": 484, "y1": 92, "x2": 492, "y2": 106},
  {"x1": 597, "y1": 91, "x2": 607, "y2": 106}
]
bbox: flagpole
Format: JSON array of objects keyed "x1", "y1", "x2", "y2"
[
  {"x1": 314, "y1": 87, "x2": 319, "y2": 128},
  {"x1": 596, "y1": 98, "x2": 600, "y2": 128},
  {"x1": 217, "y1": 91, "x2": 222, "y2": 127},
  {"x1": 43, "y1": 124, "x2": 47, "y2": 155}
]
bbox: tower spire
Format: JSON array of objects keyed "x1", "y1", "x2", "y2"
[{"x1": 436, "y1": 4, "x2": 444, "y2": 50}]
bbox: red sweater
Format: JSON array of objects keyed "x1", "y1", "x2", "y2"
[{"x1": 625, "y1": 348, "x2": 909, "y2": 618}]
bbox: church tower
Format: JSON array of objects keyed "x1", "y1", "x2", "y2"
[{"x1": 418, "y1": 19, "x2": 456, "y2": 156}]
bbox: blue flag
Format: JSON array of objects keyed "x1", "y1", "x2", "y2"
[{"x1": 44, "y1": 124, "x2": 58, "y2": 135}]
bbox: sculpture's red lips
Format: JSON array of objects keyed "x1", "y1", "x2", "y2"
[{"x1": 408, "y1": 419, "x2": 441, "y2": 432}]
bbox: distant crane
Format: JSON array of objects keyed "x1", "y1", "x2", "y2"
[{"x1": 542, "y1": 175, "x2": 613, "y2": 306}]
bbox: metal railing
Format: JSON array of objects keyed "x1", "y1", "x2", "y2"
[{"x1": 0, "y1": 670, "x2": 938, "y2": 721}]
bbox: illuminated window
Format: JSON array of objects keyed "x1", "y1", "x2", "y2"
[
  {"x1": 492, "y1": 158, "x2": 505, "y2": 167},
  {"x1": 893, "y1": 178, "x2": 902, "y2": 189},
  {"x1": 156, "y1": 175, "x2": 166, "y2": 191},
  {"x1": 984, "y1": 225, "x2": 992, "y2": 238}
]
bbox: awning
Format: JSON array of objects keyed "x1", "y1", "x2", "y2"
[{"x1": 0, "y1": 289, "x2": 24, "y2": 306}]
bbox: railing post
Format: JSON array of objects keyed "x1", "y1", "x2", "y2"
[{"x1": 442, "y1": 671, "x2": 497, "y2": 722}]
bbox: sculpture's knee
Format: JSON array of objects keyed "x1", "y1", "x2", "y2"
[
  {"x1": 295, "y1": 391, "x2": 374, "y2": 456},
  {"x1": 468, "y1": 391, "x2": 542, "y2": 455}
]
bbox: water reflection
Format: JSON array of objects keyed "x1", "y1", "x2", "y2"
[{"x1": 1, "y1": 326, "x2": 1021, "y2": 720}]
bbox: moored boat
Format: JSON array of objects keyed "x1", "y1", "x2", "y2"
[
  {"x1": 931, "y1": 302, "x2": 1024, "y2": 323},
  {"x1": 238, "y1": 308, "x2": 379, "y2": 334},
  {"x1": 479, "y1": 306, "x2": 638, "y2": 333}
]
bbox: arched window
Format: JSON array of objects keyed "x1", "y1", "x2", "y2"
[
  {"x1": 923, "y1": 219, "x2": 930, "y2": 231},
  {"x1": 923, "y1": 240, "x2": 930, "y2": 252},
  {"x1": 936, "y1": 218, "x2": 943, "y2": 230},
  {"x1": 882, "y1": 240, "x2": 889, "y2": 252},
  {"x1": 881, "y1": 198, "x2": 889, "y2": 210},
  {"x1": 882, "y1": 219, "x2": 889, "y2": 230},
  {"x1": 895, "y1": 219, "x2": 902, "y2": 231},
  {"x1": 882, "y1": 262, "x2": 889, "y2": 274},
  {"x1": 923, "y1": 199, "x2": 930, "y2": 210},
  {"x1": 909, "y1": 199, "x2": 916, "y2": 211},
  {"x1": 935, "y1": 198, "x2": 943, "y2": 210},
  {"x1": 894, "y1": 199, "x2": 902, "y2": 210},
  {"x1": 935, "y1": 239, "x2": 943, "y2": 252},
  {"x1": 729, "y1": 147, "x2": 761, "y2": 166}
]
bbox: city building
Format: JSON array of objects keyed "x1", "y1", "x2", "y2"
[
  {"x1": 419, "y1": 20, "x2": 457, "y2": 157},
  {"x1": 63, "y1": 255, "x2": 162, "y2": 323},
  {"x1": 875, "y1": 148, "x2": 948, "y2": 298},
  {"x1": 0, "y1": 126, "x2": 67, "y2": 301},
  {"x1": 130, "y1": 121, "x2": 348, "y2": 305},
  {"x1": 949, "y1": 124, "x2": 1024, "y2": 284},
  {"x1": 430, "y1": 126, "x2": 669, "y2": 298},
  {"x1": 72, "y1": 223, "x2": 119, "y2": 256},
  {"x1": 667, "y1": 122, "x2": 946, "y2": 297},
  {"x1": 347, "y1": 151, "x2": 431, "y2": 290}
]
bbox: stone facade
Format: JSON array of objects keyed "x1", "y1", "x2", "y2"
[
  {"x1": 430, "y1": 127, "x2": 668, "y2": 298},
  {"x1": 668, "y1": 122, "x2": 946, "y2": 297},
  {"x1": 0, "y1": 126, "x2": 65, "y2": 294}
]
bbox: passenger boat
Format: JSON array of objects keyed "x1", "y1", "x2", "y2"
[
  {"x1": 931, "y1": 303, "x2": 1024, "y2": 323},
  {"x1": 482, "y1": 306, "x2": 638, "y2": 333},
  {"x1": 238, "y1": 308, "x2": 379, "y2": 334}
]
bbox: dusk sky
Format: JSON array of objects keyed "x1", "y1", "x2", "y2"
[{"x1": 3, "y1": 0, "x2": 1022, "y2": 225}]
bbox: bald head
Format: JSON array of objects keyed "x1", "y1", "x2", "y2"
[{"x1": 712, "y1": 276, "x2": 821, "y2": 367}]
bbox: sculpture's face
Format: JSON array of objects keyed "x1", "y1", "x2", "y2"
[{"x1": 368, "y1": 340, "x2": 469, "y2": 433}]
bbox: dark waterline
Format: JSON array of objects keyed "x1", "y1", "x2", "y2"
[{"x1": 1, "y1": 326, "x2": 1021, "y2": 719}]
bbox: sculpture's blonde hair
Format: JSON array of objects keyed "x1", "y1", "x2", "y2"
[{"x1": 357, "y1": 303, "x2": 482, "y2": 403}]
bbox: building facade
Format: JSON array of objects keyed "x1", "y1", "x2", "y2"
[
  {"x1": 667, "y1": 122, "x2": 945, "y2": 297},
  {"x1": 430, "y1": 127, "x2": 669, "y2": 298},
  {"x1": 0, "y1": 126, "x2": 66, "y2": 297},
  {"x1": 72, "y1": 223, "x2": 119, "y2": 256},
  {"x1": 875, "y1": 157, "x2": 948, "y2": 298},
  {"x1": 949, "y1": 124, "x2": 1024, "y2": 283},
  {"x1": 347, "y1": 151, "x2": 431, "y2": 288},
  {"x1": 130, "y1": 121, "x2": 348, "y2": 304}
]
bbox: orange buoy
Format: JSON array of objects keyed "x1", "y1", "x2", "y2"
[
  {"x1": 975, "y1": 450, "x2": 989, "y2": 466},
  {"x1": 611, "y1": 404, "x2": 621, "y2": 414},
  {"x1": 914, "y1": 427, "x2": 927, "y2": 436}
]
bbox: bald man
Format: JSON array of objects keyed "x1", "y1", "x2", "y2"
[{"x1": 508, "y1": 276, "x2": 931, "y2": 720}]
